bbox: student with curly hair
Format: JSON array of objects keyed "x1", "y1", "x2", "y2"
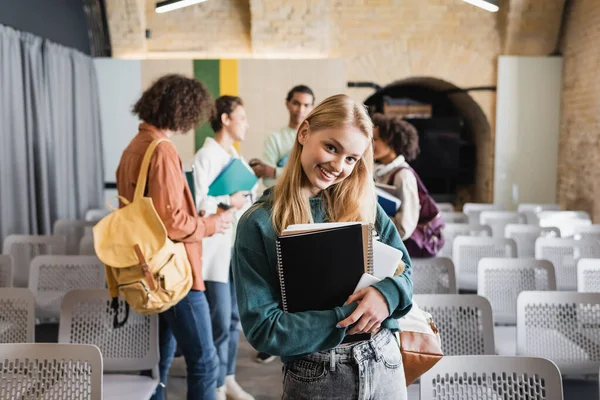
[
  {"x1": 118, "y1": 74, "x2": 234, "y2": 400},
  {"x1": 371, "y1": 113, "x2": 421, "y2": 240}
]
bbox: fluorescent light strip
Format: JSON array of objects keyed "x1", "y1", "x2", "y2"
[
  {"x1": 156, "y1": 0, "x2": 208, "y2": 13},
  {"x1": 461, "y1": 0, "x2": 499, "y2": 12}
]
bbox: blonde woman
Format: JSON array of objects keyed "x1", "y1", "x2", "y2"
[{"x1": 232, "y1": 94, "x2": 413, "y2": 399}]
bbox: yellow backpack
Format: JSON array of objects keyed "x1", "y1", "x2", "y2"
[{"x1": 93, "y1": 138, "x2": 193, "y2": 325}]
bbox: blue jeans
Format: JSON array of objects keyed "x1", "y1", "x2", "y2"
[
  {"x1": 205, "y1": 271, "x2": 241, "y2": 387},
  {"x1": 152, "y1": 289, "x2": 219, "y2": 400},
  {"x1": 282, "y1": 330, "x2": 407, "y2": 400}
]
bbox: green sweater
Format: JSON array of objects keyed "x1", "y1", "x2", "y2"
[{"x1": 232, "y1": 190, "x2": 413, "y2": 363}]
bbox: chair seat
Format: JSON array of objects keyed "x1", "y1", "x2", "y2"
[
  {"x1": 104, "y1": 374, "x2": 158, "y2": 399},
  {"x1": 494, "y1": 326, "x2": 517, "y2": 356}
]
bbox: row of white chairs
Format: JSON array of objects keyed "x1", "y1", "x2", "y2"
[
  {"x1": 4, "y1": 284, "x2": 598, "y2": 379},
  {"x1": 0, "y1": 288, "x2": 158, "y2": 400},
  {"x1": 0, "y1": 343, "x2": 567, "y2": 400},
  {"x1": 0, "y1": 255, "x2": 105, "y2": 323},
  {"x1": 2, "y1": 231, "x2": 99, "y2": 287},
  {"x1": 416, "y1": 291, "x2": 600, "y2": 378},
  {"x1": 437, "y1": 233, "x2": 600, "y2": 291}
]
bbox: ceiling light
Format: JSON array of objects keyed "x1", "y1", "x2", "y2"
[
  {"x1": 461, "y1": 0, "x2": 499, "y2": 12},
  {"x1": 156, "y1": 0, "x2": 208, "y2": 14}
]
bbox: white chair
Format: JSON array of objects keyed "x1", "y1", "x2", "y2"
[
  {"x1": 573, "y1": 224, "x2": 600, "y2": 241},
  {"x1": 79, "y1": 235, "x2": 96, "y2": 256},
  {"x1": 85, "y1": 208, "x2": 111, "y2": 221},
  {"x1": 577, "y1": 259, "x2": 600, "y2": 292},
  {"x1": 518, "y1": 203, "x2": 561, "y2": 225},
  {"x1": 478, "y1": 258, "x2": 556, "y2": 356},
  {"x1": 0, "y1": 255, "x2": 13, "y2": 287},
  {"x1": 2, "y1": 235, "x2": 67, "y2": 288},
  {"x1": 453, "y1": 236, "x2": 517, "y2": 291},
  {"x1": 415, "y1": 294, "x2": 495, "y2": 356},
  {"x1": 480, "y1": 211, "x2": 526, "y2": 238},
  {"x1": 29, "y1": 256, "x2": 106, "y2": 322},
  {"x1": 463, "y1": 203, "x2": 505, "y2": 227},
  {"x1": 0, "y1": 343, "x2": 103, "y2": 399},
  {"x1": 441, "y1": 212, "x2": 469, "y2": 224},
  {"x1": 437, "y1": 202, "x2": 455, "y2": 213},
  {"x1": 517, "y1": 291, "x2": 600, "y2": 376},
  {"x1": 411, "y1": 257, "x2": 457, "y2": 294},
  {"x1": 420, "y1": 355, "x2": 564, "y2": 400},
  {"x1": 535, "y1": 237, "x2": 600, "y2": 291},
  {"x1": 0, "y1": 288, "x2": 35, "y2": 343},
  {"x1": 538, "y1": 211, "x2": 592, "y2": 237},
  {"x1": 479, "y1": 258, "x2": 556, "y2": 325},
  {"x1": 438, "y1": 223, "x2": 491, "y2": 259},
  {"x1": 505, "y1": 224, "x2": 560, "y2": 258},
  {"x1": 53, "y1": 219, "x2": 97, "y2": 255},
  {"x1": 59, "y1": 289, "x2": 159, "y2": 399}
]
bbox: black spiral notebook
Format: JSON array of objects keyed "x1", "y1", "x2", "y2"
[{"x1": 276, "y1": 222, "x2": 374, "y2": 343}]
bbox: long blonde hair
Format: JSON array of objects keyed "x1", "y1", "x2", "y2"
[{"x1": 271, "y1": 94, "x2": 377, "y2": 234}]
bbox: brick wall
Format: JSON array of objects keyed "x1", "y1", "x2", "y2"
[
  {"x1": 105, "y1": 0, "x2": 573, "y2": 203},
  {"x1": 558, "y1": 0, "x2": 600, "y2": 220}
]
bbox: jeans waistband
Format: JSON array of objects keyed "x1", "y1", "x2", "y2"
[{"x1": 301, "y1": 329, "x2": 395, "y2": 366}]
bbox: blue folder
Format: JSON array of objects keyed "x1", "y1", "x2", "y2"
[
  {"x1": 376, "y1": 187, "x2": 401, "y2": 216},
  {"x1": 208, "y1": 158, "x2": 258, "y2": 197}
]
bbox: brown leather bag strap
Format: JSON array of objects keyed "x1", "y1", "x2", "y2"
[{"x1": 133, "y1": 244, "x2": 156, "y2": 291}]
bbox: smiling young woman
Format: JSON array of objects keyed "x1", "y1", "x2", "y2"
[{"x1": 232, "y1": 94, "x2": 414, "y2": 400}]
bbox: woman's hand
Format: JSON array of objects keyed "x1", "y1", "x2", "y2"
[{"x1": 337, "y1": 287, "x2": 390, "y2": 335}]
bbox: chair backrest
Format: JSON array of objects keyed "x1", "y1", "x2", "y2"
[
  {"x1": 84, "y1": 208, "x2": 111, "y2": 222},
  {"x1": 463, "y1": 203, "x2": 505, "y2": 227},
  {"x1": 479, "y1": 211, "x2": 527, "y2": 238},
  {"x1": 577, "y1": 259, "x2": 600, "y2": 292},
  {"x1": 437, "y1": 202, "x2": 455, "y2": 213},
  {"x1": 2, "y1": 235, "x2": 67, "y2": 288},
  {"x1": 0, "y1": 343, "x2": 103, "y2": 399},
  {"x1": 59, "y1": 289, "x2": 158, "y2": 372},
  {"x1": 453, "y1": 236, "x2": 517, "y2": 291},
  {"x1": 411, "y1": 257, "x2": 457, "y2": 294},
  {"x1": 53, "y1": 220, "x2": 97, "y2": 255},
  {"x1": 517, "y1": 291, "x2": 600, "y2": 376},
  {"x1": 0, "y1": 255, "x2": 13, "y2": 288},
  {"x1": 538, "y1": 211, "x2": 592, "y2": 237},
  {"x1": 0, "y1": 288, "x2": 35, "y2": 343},
  {"x1": 420, "y1": 355, "x2": 564, "y2": 400},
  {"x1": 79, "y1": 236, "x2": 96, "y2": 256},
  {"x1": 478, "y1": 258, "x2": 556, "y2": 325},
  {"x1": 438, "y1": 223, "x2": 491, "y2": 258},
  {"x1": 416, "y1": 294, "x2": 495, "y2": 356},
  {"x1": 28, "y1": 256, "x2": 106, "y2": 322},
  {"x1": 441, "y1": 212, "x2": 469, "y2": 224},
  {"x1": 518, "y1": 203, "x2": 561, "y2": 225},
  {"x1": 573, "y1": 224, "x2": 600, "y2": 241},
  {"x1": 535, "y1": 237, "x2": 600, "y2": 290},
  {"x1": 505, "y1": 224, "x2": 560, "y2": 258}
]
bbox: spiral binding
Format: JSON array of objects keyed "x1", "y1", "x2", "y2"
[
  {"x1": 276, "y1": 240, "x2": 288, "y2": 312},
  {"x1": 367, "y1": 223, "x2": 375, "y2": 275}
]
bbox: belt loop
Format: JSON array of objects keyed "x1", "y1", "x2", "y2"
[
  {"x1": 330, "y1": 349, "x2": 336, "y2": 372},
  {"x1": 369, "y1": 338, "x2": 381, "y2": 362}
]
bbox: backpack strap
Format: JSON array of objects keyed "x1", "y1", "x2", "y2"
[
  {"x1": 133, "y1": 138, "x2": 169, "y2": 201},
  {"x1": 388, "y1": 166, "x2": 430, "y2": 195}
]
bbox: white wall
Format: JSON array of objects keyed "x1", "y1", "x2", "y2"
[
  {"x1": 94, "y1": 58, "x2": 142, "y2": 205},
  {"x1": 494, "y1": 56, "x2": 563, "y2": 209}
]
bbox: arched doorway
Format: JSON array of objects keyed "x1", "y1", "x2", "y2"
[{"x1": 364, "y1": 77, "x2": 493, "y2": 205}]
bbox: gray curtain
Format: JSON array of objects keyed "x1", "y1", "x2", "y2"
[{"x1": 0, "y1": 24, "x2": 103, "y2": 241}]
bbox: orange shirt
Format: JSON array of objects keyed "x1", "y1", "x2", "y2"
[{"x1": 116, "y1": 123, "x2": 216, "y2": 291}]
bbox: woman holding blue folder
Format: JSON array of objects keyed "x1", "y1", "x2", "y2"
[
  {"x1": 233, "y1": 95, "x2": 413, "y2": 399},
  {"x1": 192, "y1": 95, "x2": 257, "y2": 400}
]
